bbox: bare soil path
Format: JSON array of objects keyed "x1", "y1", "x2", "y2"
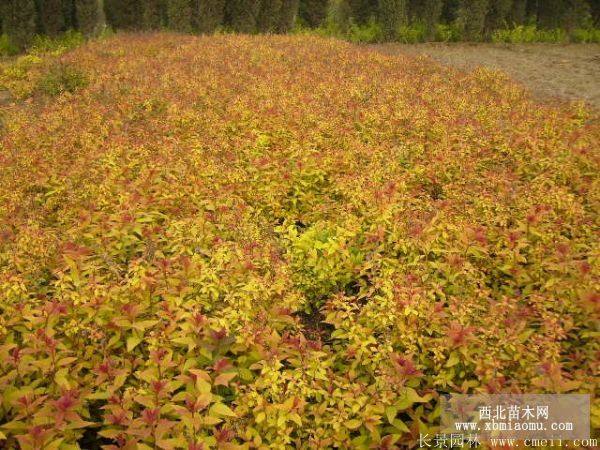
[{"x1": 369, "y1": 43, "x2": 600, "y2": 109}]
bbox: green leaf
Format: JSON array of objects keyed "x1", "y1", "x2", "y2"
[
  {"x1": 209, "y1": 403, "x2": 237, "y2": 418},
  {"x1": 1, "y1": 420, "x2": 27, "y2": 431},
  {"x1": 197, "y1": 379, "x2": 211, "y2": 394},
  {"x1": 44, "y1": 438, "x2": 63, "y2": 450},
  {"x1": 392, "y1": 418, "x2": 410, "y2": 433},
  {"x1": 446, "y1": 351, "x2": 460, "y2": 368},
  {"x1": 55, "y1": 368, "x2": 71, "y2": 389},
  {"x1": 126, "y1": 334, "x2": 142, "y2": 352},
  {"x1": 238, "y1": 367, "x2": 253, "y2": 381},
  {"x1": 87, "y1": 391, "x2": 110, "y2": 400},
  {"x1": 132, "y1": 320, "x2": 159, "y2": 332},
  {"x1": 396, "y1": 387, "x2": 425, "y2": 410},
  {"x1": 290, "y1": 412, "x2": 302, "y2": 426},
  {"x1": 98, "y1": 429, "x2": 122, "y2": 439},
  {"x1": 57, "y1": 357, "x2": 78, "y2": 367},
  {"x1": 202, "y1": 416, "x2": 223, "y2": 425},
  {"x1": 385, "y1": 406, "x2": 397, "y2": 424},
  {"x1": 518, "y1": 329, "x2": 535, "y2": 342}
]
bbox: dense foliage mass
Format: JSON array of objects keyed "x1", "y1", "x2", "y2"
[
  {"x1": 0, "y1": 33, "x2": 599, "y2": 449},
  {"x1": 1, "y1": 0, "x2": 600, "y2": 51}
]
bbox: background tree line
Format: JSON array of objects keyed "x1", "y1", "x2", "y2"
[{"x1": 1, "y1": 0, "x2": 599, "y2": 49}]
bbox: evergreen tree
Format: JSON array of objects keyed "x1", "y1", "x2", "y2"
[
  {"x1": 562, "y1": 0, "x2": 591, "y2": 29},
  {"x1": 458, "y1": 0, "x2": 490, "y2": 39},
  {"x1": 166, "y1": 0, "x2": 194, "y2": 31},
  {"x1": 421, "y1": 0, "x2": 443, "y2": 39},
  {"x1": 38, "y1": 0, "x2": 66, "y2": 36},
  {"x1": 442, "y1": 0, "x2": 460, "y2": 22},
  {"x1": 195, "y1": 0, "x2": 226, "y2": 33},
  {"x1": 63, "y1": 0, "x2": 77, "y2": 29},
  {"x1": 508, "y1": 0, "x2": 527, "y2": 24},
  {"x1": 2, "y1": 0, "x2": 595, "y2": 42},
  {"x1": 485, "y1": 0, "x2": 513, "y2": 31},
  {"x1": 378, "y1": 0, "x2": 406, "y2": 39},
  {"x1": 257, "y1": 0, "x2": 284, "y2": 31},
  {"x1": 1, "y1": 0, "x2": 37, "y2": 49},
  {"x1": 105, "y1": 0, "x2": 141, "y2": 29},
  {"x1": 327, "y1": 0, "x2": 352, "y2": 33},
  {"x1": 349, "y1": 0, "x2": 377, "y2": 24},
  {"x1": 298, "y1": 0, "x2": 328, "y2": 27},
  {"x1": 225, "y1": 0, "x2": 261, "y2": 32},
  {"x1": 142, "y1": 0, "x2": 166, "y2": 29},
  {"x1": 525, "y1": 0, "x2": 538, "y2": 22},
  {"x1": 255, "y1": 0, "x2": 299, "y2": 33},
  {"x1": 75, "y1": 0, "x2": 105, "y2": 35},
  {"x1": 536, "y1": 0, "x2": 564, "y2": 28},
  {"x1": 592, "y1": 0, "x2": 600, "y2": 26},
  {"x1": 277, "y1": 0, "x2": 299, "y2": 31}
]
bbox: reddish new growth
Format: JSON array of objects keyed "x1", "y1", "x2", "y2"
[{"x1": 447, "y1": 323, "x2": 474, "y2": 347}]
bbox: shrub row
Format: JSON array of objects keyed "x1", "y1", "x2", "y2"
[{"x1": 2, "y1": 0, "x2": 600, "y2": 52}]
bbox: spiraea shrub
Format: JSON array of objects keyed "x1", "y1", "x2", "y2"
[
  {"x1": 0, "y1": 33, "x2": 598, "y2": 449},
  {"x1": 38, "y1": 63, "x2": 89, "y2": 96}
]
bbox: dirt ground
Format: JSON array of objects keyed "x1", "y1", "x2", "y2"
[{"x1": 369, "y1": 43, "x2": 600, "y2": 109}]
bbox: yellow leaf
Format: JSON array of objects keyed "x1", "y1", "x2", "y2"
[
  {"x1": 127, "y1": 334, "x2": 143, "y2": 352},
  {"x1": 446, "y1": 351, "x2": 460, "y2": 368},
  {"x1": 55, "y1": 368, "x2": 71, "y2": 389},
  {"x1": 214, "y1": 372, "x2": 237, "y2": 387},
  {"x1": 132, "y1": 320, "x2": 159, "y2": 332},
  {"x1": 202, "y1": 416, "x2": 223, "y2": 425},
  {"x1": 344, "y1": 419, "x2": 362, "y2": 430},
  {"x1": 172, "y1": 336, "x2": 196, "y2": 351},
  {"x1": 45, "y1": 439, "x2": 64, "y2": 450},
  {"x1": 137, "y1": 444, "x2": 154, "y2": 450},
  {"x1": 210, "y1": 403, "x2": 237, "y2": 418},
  {"x1": 392, "y1": 418, "x2": 410, "y2": 433},
  {"x1": 385, "y1": 406, "x2": 397, "y2": 424},
  {"x1": 290, "y1": 412, "x2": 302, "y2": 426},
  {"x1": 57, "y1": 357, "x2": 78, "y2": 367},
  {"x1": 197, "y1": 379, "x2": 212, "y2": 394}
]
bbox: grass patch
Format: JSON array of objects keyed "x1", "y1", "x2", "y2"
[{"x1": 38, "y1": 63, "x2": 88, "y2": 96}]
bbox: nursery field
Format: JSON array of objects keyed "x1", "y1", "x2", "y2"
[
  {"x1": 0, "y1": 33, "x2": 599, "y2": 449},
  {"x1": 372, "y1": 43, "x2": 600, "y2": 108}
]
